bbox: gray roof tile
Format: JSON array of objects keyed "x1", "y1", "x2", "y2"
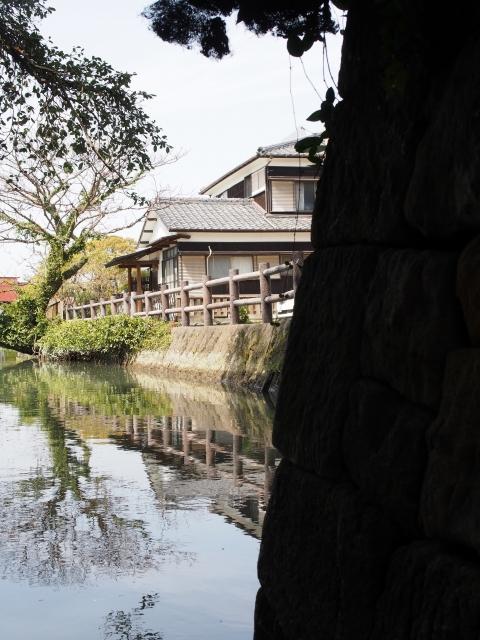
[{"x1": 152, "y1": 198, "x2": 311, "y2": 232}]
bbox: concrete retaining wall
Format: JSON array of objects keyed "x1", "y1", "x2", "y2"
[{"x1": 131, "y1": 321, "x2": 290, "y2": 393}]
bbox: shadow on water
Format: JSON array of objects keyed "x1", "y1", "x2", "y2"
[{"x1": 0, "y1": 350, "x2": 277, "y2": 639}]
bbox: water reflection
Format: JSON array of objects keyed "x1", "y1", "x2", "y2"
[
  {"x1": 0, "y1": 351, "x2": 276, "y2": 639},
  {"x1": 103, "y1": 594, "x2": 163, "y2": 640}
]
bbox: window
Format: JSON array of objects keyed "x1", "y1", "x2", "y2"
[
  {"x1": 270, "y1": 180, "x2": 316, "y2": 213},
  {"x1": 161, "y1": 247, "x2": 179, "y2": 287},
  {"x1": 295, "y1": 181, "x2": 316, "y2": 212},
  {"x1": 209, "y1": 256, "x2": 253, "y2": 278},
  {"x1": 210, "y1": 256, "x2": 230, "y2": 279}
]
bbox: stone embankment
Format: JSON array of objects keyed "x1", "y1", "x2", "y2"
[
  {"x1": 132, "y1": 321, "x2": 290, "y2": 394},
  {"x1": 255, "y1": 2, "x2": 480, "y2": 639}
]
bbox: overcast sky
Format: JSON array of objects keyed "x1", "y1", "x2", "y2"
[{"x1": 0, "y1": 1, "x2": 344, "y2": 278}]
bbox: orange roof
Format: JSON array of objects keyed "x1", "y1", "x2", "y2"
[{"x1": 0, "y1": 277, "x2": 20, "y2": 303}]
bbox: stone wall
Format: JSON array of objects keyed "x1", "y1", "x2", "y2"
[
  {"x1": 255, "y1": 1, "x2": 480, "y2": 638},
  {"x1": 132, "y1": 321, "x2": 289, "y2": 393}
]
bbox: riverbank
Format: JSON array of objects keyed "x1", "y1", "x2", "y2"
[
  {"x1": 35, "y1": 316, "x2": 290, "y2": 394},
  {"x1": 132, "y1": 321, "x2": 290, "y2": 394}
]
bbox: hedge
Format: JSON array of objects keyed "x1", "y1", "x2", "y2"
[{"x1": 37, "y1": 315, "x2": 171, "y2": 361}]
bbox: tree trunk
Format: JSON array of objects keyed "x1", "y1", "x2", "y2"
[{"x1": 35, "y1": 245, "x2": 87, "y2": 317}]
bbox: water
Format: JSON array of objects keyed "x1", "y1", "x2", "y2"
[{"x1": 0, "y1": 350, "x2": 277, "y2": 640}]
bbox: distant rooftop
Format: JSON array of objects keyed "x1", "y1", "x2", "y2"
[
  {"x1": 0, "y1": 277, "x2": 22, "y2": 303},
  {"x1": 257, "y1": 127, "x2": 320, "y2": 157},
  {"x1": 152, "y1": 198, "x2": 312, "y2": 233}
]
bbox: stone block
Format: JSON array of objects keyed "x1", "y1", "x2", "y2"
[
  {"x1": 273, "y1": 247, "x2": 379, "y2": 477},
  {"x1": 405, "y1": 38, "x2": 480, "y2": 237},
  {"x1": 362, "y1": 249, "x2": 466, "y2": 409},
  {"x1": 421, "y1": 350, "x2": 480, "y2": 554},
  {"x1": 311, "y1": 1, "x2": 442, "y2": 248},
  {"x1": 457, "y1": 235, "x2": 480, "y2": 346},
  {"x1": 257, "y1": 460, "x2": 400, "y2": 640},
  {"x1": 371, "y1": 541, "x2": 480, "y2": 639},
  {"x1": 254, "y1": 589, "x2": 287, "y2": 640},
  {"x1": 344, "y1": 379, "x2": 432, "y2": 536}
]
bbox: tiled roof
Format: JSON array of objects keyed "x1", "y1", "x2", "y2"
[
  {"x1": 257, "y1": 128, "x2": 324, "y2": 157},
  {"x1": 257, "y1": 140, "x2": 299, "y2": 156},
  {"x1": 152, "y1": 198, "x2": 312, "y2": 232}
]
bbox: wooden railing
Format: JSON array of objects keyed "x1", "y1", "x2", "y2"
[{"x1": 64, "y1": 252, "x2": 304, "y2": 326}]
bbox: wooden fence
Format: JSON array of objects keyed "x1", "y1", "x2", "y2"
[{"x1": 64, "y1": 252, "x2": 304, "y2": 326}]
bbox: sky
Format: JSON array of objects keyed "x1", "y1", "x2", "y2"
[{"x1": 0, "y1": 1, "x2": 344, "y2": 279}]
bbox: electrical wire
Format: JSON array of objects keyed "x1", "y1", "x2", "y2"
[{"x1": 300, "y1": 57, "x2": 323, "y2": 101}]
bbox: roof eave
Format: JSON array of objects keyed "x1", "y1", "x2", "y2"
[{"x1": 105, "y1": 233, "x2": 190, "y2": 267}]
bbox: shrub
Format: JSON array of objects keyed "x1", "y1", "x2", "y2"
[
  {"x1": 37, "y1": 316, "x2": 171, "y2": 361},
  {"x1": 0, "y1": 295, "x2": 47, "y2": 354},
  {"x1": 238, "y1": 305, "x2": 251, "y2": 324}
]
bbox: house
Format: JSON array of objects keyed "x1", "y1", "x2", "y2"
[
  {"x1": 200, "y1": 129, "x2": 321, "y2": 214},
  {"x1": 106, "y1": 133, "x2": 320, "y2": 312},
  {"x1": 0, "y1": 277, "x2": 22, "y2": 304}
]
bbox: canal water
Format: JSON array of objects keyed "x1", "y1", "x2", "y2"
[{"x1": 0, "y1": 350, "x2": 277, "y2": 640}]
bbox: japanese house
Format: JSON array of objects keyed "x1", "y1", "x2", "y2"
[{"x1": 106, "y1": 133, "x2": 319, "y2": 302}]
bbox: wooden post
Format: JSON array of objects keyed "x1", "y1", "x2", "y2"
[
  {"x1": 144, "y1": 292, "x2": 151, "y2": 317},
  {"x1": 110, "y1": 298, "x2": 116, "y2": 316},
  {"x1": 89, "y1": 300, "x2": 96, "y2": 320},
  {"x1": 163, "y1": 416, "x2": 172, "y2": 446},
  {"x1": 127, "y1": 268, "x2": 133, "y2": 293},
  {"x1": 122, "y1": 292, "x2": 129, "y2": 315},
  {"x1": 58, "y1": 300, "x2": 64, "y2": 321},
  {"x1": 181, "y1": 280, "x2": 189, "y2": 326},
  {"x1": 80, "y1": 305, "x2": 86, "y2": 319},
  {"x1": 130, "y1": 292, "x2": 137, "y2": 316},
  {"x1": 99, "y1": 298, "x2": 106, "y2": 317},
  {"x1": 182, "y1": 418, "x2": 190, "y2": 463},
  {"x1": 293, "y1": 250, "x2": 304, "y2": 292},
  {"x1": 136, "y1": 266, "x2": 143, "y2": 312},
  {"x1": 229, "y1": 268, "x2": 240, "y2": 324},
  {"x1": 259, "y1": 262, "x2": 273, "y2": 323},
  {"x1": 202, "y1": 274, "x2": 213, "y2": 326},
  {"x1": 205, "y1": 429, "x2": 214, "y2": 469},
  {"x1": 233, "y1": 435, "x2": 243, "y2": 483},
  {"x1": 160, "y1": 284, "x2": 169, "y2": 321}
]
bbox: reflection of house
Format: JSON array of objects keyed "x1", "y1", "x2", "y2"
[
  {"x1": 106, "y1": 134, "x2": 317, "y2": 301},
  {"x1": 0, "y1": 276, "x2": 23, "y2": 304}
]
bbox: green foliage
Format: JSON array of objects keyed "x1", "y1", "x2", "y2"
[
  {"x1": 144, "y1": 2, "x2": 338, "y2": 59},
  {"x1": 37, "y1": 316, "x2": 171, "y2": 362},
  {"x1": 55, "y1": 236, "x2": 136, "y2": 305},
  {"x1": 296, "y1": 87, "x2": 335, "y2": 164},
  {"x1": 0, "y1": 0, "x2": 169, "y2": 174},
  {"x1": 0, "y1": 295, "x2": 47, "y2": 354},
  {"x1": 238, "y1": 305, "x2": 251, "y2": 324}
]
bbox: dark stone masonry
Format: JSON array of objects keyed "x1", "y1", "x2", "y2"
[{"x1": 255, "y1": 1, "x2": 480, "y2": 638}]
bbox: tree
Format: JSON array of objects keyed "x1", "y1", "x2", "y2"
[
  {"x1": 0, "y1": 0, "x2": 168, "y2": 172},
  {"x1": 56, "y1": 236, "x2": 137, "y2": 305},
  {"x1": 142, "y1": 1, "x2": 339, "y2": 59},
  {"x1": 0, "y1": 142, "x2": 169, "y2": 315},
  {"x1": 0, "y1": 0, "x2": 171, "y2": 312},
  {"x1": 0, "y1": 0, "x2": 175, "y2": 327}
]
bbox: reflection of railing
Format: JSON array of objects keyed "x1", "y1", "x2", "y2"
[
  {"x1": 139, "y1": 415, "x2": 277, "y2": 539},
  {"x1": 63, "y1": 252, "x2": 304, "y2": 326}
]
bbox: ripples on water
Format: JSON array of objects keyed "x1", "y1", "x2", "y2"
[{"x1": 0, "y1": 349, "x2": 278, "y2": 640}]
